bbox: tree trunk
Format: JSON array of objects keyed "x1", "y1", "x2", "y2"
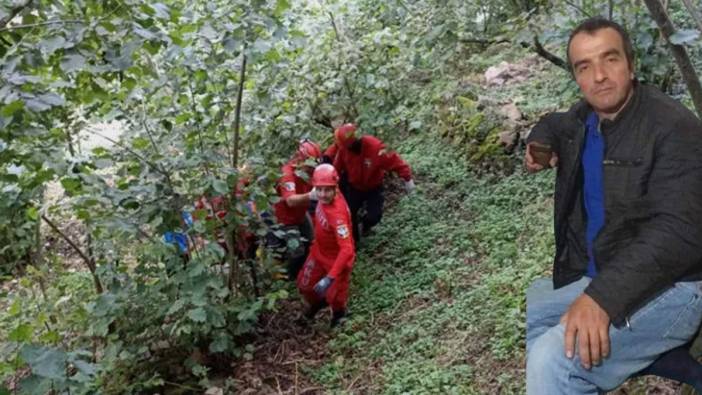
[
  {"x1": 643, "y1": 0, "x2": 702, "y2": 117},
  {"x1": 681, "y1": 0, "x2": 702, "y2": 33},
  {"x1": 232, "y1": 46, "x2": 247, "y2": 169},
  {"x1": 225, "y1": 231, "x2": 238, "y2": 295}
]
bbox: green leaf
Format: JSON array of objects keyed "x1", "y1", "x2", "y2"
[
  {"x1": 38, "y1": 36, "x2": 67, "y2": 56},
  {"x1": 60, "y1": 54, "x2": 87, "y2": 73},
  {"x1": 213, "y1": 179, "x2": 229, "y2": 195},
  {"x1": 1, "y1": 101, "x2": 24, "y2": 117},
  {"x1": 274, "y1": 0, "x2": 291, "y2": 17},
  {"x1": 209, "y1": 333, "x2": 232, "y2": 353},
  {"x1": 200, "y1": 23, "x2": 219, "y2": 41},
  {"x1": 132, "y1": 137, "x2": 150, "y2": 150},
  {"x1": 72, "y1": 360, "x2": 97, "y2": 377},
  {"x1": 39, "y1": 330, "x2": 60, "y2": 344},
  {"x1": 20, "y1": 345, "x2": 67, "y2": 380},
  {"x1": 8, "y1": 299, "x2": 21, "y2": 316},
  {"x1": 26, "y1": 207, "x2": 38, "y2": 221},
  {"x1": 167, "y1": 298, "x2": 186, "y2": 315},
  {"x1": 9, "y1": 323, "x2": 33, "y2": 342},
  {"x1": 23, "y1": 97, "x2": 51, "y2": 112},
  {"x1": 60, "y1": 178, "x2": 82, "y2": 195},
  {"x1": 134, "y1": 26, "x2": 157, "y2": 41},
  {"x1": 37, "y1": 93, "x2": 65, "y2": 107},
  {"x1": 175, "y1": 112, "x2": 190, "y2": 124},
  {"x1": 251, "y1": 38, "x2": 272, "y2": 55},
  {"x1": 187, "y1": 307, "x2": 207, "y2": 323},
  {"x1": 669, "y1": 29, "x2": 700, "y2": 45},
  {"x1": 151, "y1": 3, "x2": 171, "y2": 19}
]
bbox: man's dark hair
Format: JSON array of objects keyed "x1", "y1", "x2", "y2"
[{"x1": 566, "y1": 17, "x2": 635, "y2": 72}]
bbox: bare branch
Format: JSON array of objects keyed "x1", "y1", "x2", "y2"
[
  {"x1": 532, "y1": 36, "x2": 569, "y2": 71},
  {"x1": 0, "y1": 19, "x2": 84, "y2": 33},
  {"x1": 232, "y1": 45, "x2": 247, "y2": 169},
  {"x1": 42, "y1": 214, "x2": 103, "y2": 293},
  {"x1": 82, "y1": 128, "x2": 173, "y2": 179},
  {"x1": 459, "y1": 37, "x2": 510, "y2": 47}
]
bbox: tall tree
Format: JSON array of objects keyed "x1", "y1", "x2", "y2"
[{"x1": 643, "y1": 0, "x2": 702, "y2": 116}]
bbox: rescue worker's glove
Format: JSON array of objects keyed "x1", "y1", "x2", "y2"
[
  {"x1": 404, "y1": 179, "x2": 416, "y2": 194},
  {"x1": 314, "y1": 276, "x2": 334, "y2": 297},
  {"x1": 308, "y1": 188, "x2": 319, "y2": 201}
]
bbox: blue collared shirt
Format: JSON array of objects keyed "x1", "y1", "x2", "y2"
[{"x1": 582, "y1": 112, "x2": 605, "y2": 278}]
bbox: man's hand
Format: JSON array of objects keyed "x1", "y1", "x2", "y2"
[
  {"x1": 313, "y1": 276, "x2": 334, "y2": 297},
  {"x1": 560, "y1": 293, "x2": 611, "y2": 370},
  {"x1": 308, "y1": 188, "x2": 319, "y2": 201},
  {"x1": 525, "y1": 142, "x2": 558, "y2": 173}
]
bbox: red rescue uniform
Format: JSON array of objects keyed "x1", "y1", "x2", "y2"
[
  {"x1": 297, "y1": 191, "x2": 355, "y2": 311},
  {"x1": 273, "y1": 160, "x2": 313, "y2": 226},
  {"x1": 323, "y1": 143, "x2": 339, "y2": 163},
  {"x1": 333, "y1": 135, "x2": 412, "y2": 191},
  {"x1": 193, "y1": 177, "x2": 257, "y2": 255}
]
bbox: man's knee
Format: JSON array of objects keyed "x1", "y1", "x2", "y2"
[
  {"x1": 527, "y1": 327, "x2": 565, "y2": 378},
  {"x1": 526, "y1": 277, "x2": 553, "y2": 300},
  {"x1": 296, "y1": 258, "x2": 318, "y2": 292},
  {"x1": 527, "y1": 327, "x2": 589, "y2": 393}
]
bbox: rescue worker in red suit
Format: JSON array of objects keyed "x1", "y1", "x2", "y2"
[
  {"x1": 297, "y1": 164, "x2": 356, "y2": 327},
  {"x1": 268, "y1": 139, "x2": 322, "y2": 280},
  {"x1": 332, "y1": 123, "x2": 415, "y2": 242}
]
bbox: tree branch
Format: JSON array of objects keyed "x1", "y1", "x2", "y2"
[
  {"x1": 0, "y1": 19, "x2": 85, "y2": 33},
  {"x1": 532, "y1": 36, "x2": 569, "y2": 71},
  {"x1": 644, "y1": 0, "x2": 702, "y2": 117},
  {"x1": 82, "y1": 128, "x2": 173, "y2": 180},
  {"x1": 459, "y1": 38, "x2": 510, "y2": 47},
  {"x1": 42, "y1": 214, "x2": 103, "y2": 293},
  {"x1": 232, "y1": 45, "x2": 247, "y2": 169}
]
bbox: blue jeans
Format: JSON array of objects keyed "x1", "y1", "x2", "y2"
[{"x1": 526, "y1": 277, "x2": 702, "y2": 394}]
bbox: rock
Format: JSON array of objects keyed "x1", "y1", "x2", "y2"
[
  {"x1": 484, "y1": 61, "x2": 508, "y2": 85},
  {"x1": 204, "y1": 387, "x2": 224, "y2": 395},
  {"x1": 484, "y1": 61, "x2": 531, "y2": 86},
  {"x1": 500, "y1": 103, "x2": 522, "y2": 123},
  {"x1": 498, "y1": 131, "x2": 517, "y2": 149}
]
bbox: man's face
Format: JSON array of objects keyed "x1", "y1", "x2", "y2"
[
  {"x1": 569, "y1": 27, "x2": 634, "y2": 120},
  {"x1": 316, "y1": 186, "x2": 336, "y2": 204}
]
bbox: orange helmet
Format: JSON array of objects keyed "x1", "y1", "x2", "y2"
[
  {"x1": 297, "y1": 139, "x2": 322, "y2": 161},
  {"x1": 334, "y1": 123, "x2": 357, "y2": 147},
  {"x1": 312, "y1": 164, "x2": 339, "y2": 187}
]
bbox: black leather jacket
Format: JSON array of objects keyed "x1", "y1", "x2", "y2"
[{"x1": 528, "y1": 83, "x2": 702, "y2": 325}]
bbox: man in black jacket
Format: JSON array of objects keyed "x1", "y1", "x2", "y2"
[{"x1": 525, "y1": 17, "x2": 702, "y2": 393}]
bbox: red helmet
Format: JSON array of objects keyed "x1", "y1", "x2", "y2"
[
  {"x1": 297, "y1": 139, "x2": 322, "y2": 161},
  {"x1": 334, "y1": 123, "x2": 357, "y2": 147},
  {"x1": 312, "y1": 164, "x2": 339, "y2": 187}
]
